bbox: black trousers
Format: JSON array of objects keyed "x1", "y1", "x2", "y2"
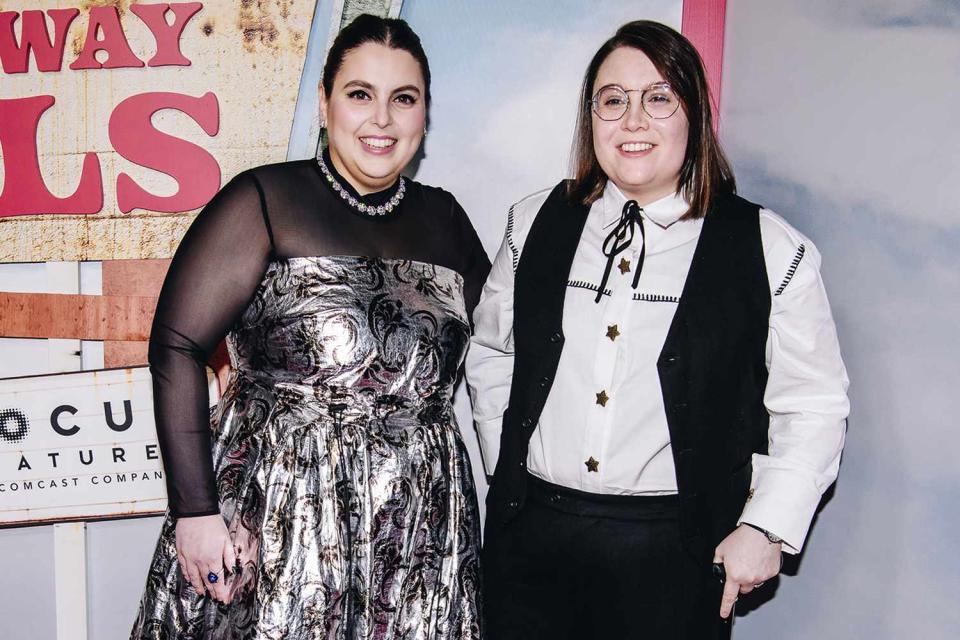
[{"x1": 483, "y1": 476, "x2": 729, "y2": 639}]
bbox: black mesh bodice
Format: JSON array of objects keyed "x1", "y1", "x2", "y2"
[{"x1": 147, "y1": 155, "x2": 490, "y2": 517}]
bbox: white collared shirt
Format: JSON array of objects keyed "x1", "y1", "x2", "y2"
[{"x1": 466, "y1": 181, "x2": 850, "y2": 552}]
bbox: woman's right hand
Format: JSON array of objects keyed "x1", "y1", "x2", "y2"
[{"x1": 175, "y1": 514, "x2": 238, "y2": 604}]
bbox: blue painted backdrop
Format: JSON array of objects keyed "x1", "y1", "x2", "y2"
[{"x1": 720, "y1": 1, "x2": 959, "y2": 636}]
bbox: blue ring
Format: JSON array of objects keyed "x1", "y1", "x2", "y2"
[{"x1": 206, "y1": 571, "x2": 219, "y2": 584}]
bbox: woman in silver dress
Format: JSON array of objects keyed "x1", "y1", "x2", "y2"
[{"x1": 132, "y1": 14, "x2": 488, "y2": 639}]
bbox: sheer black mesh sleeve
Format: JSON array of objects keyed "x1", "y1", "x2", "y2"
[{"x1": 149, "y1": 172, "x2": 272, "y2": 518}]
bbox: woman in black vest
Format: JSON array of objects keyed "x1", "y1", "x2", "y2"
[{"x1": 467, "y1": 20, "x2": 848, "y2": 639}]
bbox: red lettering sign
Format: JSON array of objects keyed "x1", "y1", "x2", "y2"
[
  {"x1": 0, "y1": 95, "x2": 104, "y2": 216},
  {"x1": 0, "y1": 92, "x2": 220, "y2": 217},
  {"x1": 110, "y1": 92, "x2": 221, "y2": 214},
  {"x1": 131, "y1": 3, "x2": 203, "y2": 67},
  {"x1": 0, "y1": 4, "x2": 221, "y2": 218},
  {"x1": 0, "y1": 9, "x2": 78, "y2": 73},
  {"x1": 69, "y1": 6, "x2": 144, "y2": 70},
  {"x1": 0, "y1": 4, "x2": 203, "y2": 72}
]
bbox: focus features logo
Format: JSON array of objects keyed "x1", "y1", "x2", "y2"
[
  {"x1": 0, "y1": 408, "x2": 29, "y2": 444},
  {"x1": 0, "y1": 402, "x2": 134, "y2": 443},
  {"x1": 0, "y1": 367, "x2": 171, "y2": 526}
]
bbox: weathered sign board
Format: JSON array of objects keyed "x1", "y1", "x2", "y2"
[
  {"x1": 0, "y1": 0, "x2": 318, "y2": 262},
  {"x1": 0, "y1": 366, "x2": 217, "y2": 525}
]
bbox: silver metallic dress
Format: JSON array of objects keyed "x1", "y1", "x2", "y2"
[{"x1": 132, "y1": 256, "x2": 482, "y2": 639}]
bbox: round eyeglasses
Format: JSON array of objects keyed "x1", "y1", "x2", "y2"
[{"x1": 590, "y1": 83, "x2": 681, "y2": 121}]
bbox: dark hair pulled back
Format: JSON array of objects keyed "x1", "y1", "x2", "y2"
[{"x1": 322, "y1": 14, "x2": 431, "y2": 106}]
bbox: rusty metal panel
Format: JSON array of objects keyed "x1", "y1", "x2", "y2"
[
  {"x1": 0, "y1": 291, "x2": 155, "y2": 340},
  {"x1": 100, "y1": 258, "x2": 170, "y2": 296},
  {"x1": 0, "y1": 0, "x2": 319, "y2": 262},
  {"x1": 102, "y1": 339, "x2": 148, "y2": 368}
]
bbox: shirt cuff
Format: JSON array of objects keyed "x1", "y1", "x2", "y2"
[
  {"x1": 476, "y1": 418, "x2": 503, "y2": 476},
  {"x1": 737, "y1": 460, "x2": 825, "y2": 554}
]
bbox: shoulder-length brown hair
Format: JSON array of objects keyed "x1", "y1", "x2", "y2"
[{"x1": 568, "y1": 20, "x2": 735, "y2": 219}]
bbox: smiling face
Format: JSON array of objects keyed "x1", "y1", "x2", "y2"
[
  {"x1": 591, "y1": 46, "x2": 689, "y2": 205},
  {"x1": 320, "y1": 42, "x2": 426, "y2": 195}
]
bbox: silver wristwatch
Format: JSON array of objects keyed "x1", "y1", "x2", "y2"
[{"x1": 742, "y1": 522, "x2": 783, "y2": 545}]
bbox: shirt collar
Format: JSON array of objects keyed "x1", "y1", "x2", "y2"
[{"x1": 601, "y1": 180, "x2": 691, "y2": 229}]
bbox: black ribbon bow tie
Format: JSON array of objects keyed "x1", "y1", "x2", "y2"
[{"x1": 595, "y1": 200, "x2": 645, "y2": 303}]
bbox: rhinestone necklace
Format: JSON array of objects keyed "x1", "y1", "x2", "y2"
[{"x1": 316, "y1": 152, "x2": 406, "y2": 216}]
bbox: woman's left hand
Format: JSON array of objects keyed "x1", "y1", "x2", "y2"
[{"x1": 713, "y1": 525, "x2": 782, "y2": 618}]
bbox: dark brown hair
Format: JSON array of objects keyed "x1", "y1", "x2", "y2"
[
  {"x1": 568, "y1": 20, "x2": 735, "y2": 219},
  {"x1": 322, "y1": 14, "x2": 431, "y2": 106}
]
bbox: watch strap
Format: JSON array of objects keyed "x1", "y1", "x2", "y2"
[{"x1": 742, "y1": 522, "x2": 783, "y2": 545}]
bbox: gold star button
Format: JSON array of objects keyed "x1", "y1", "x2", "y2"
[
  {"x1": 595, "y1": 390, "x2": 609, "y2": 407},
  {"x1": 585, "y1": 457, "x2": 599, "y2": 472},
  {"x1": 618, "y1": 257, "x2": 631, "y2": 274},
  {"x1": 605, "y1": 324, "x2": 620, "y2": 341}
]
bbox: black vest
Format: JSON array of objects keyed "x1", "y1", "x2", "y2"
[{"x1": 486, "y1": 182, "x2": 771, "y2": 558}]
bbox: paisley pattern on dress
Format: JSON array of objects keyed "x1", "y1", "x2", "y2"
[{"x1": 132, "y1": 256, "x2": 482, "y2": 640}]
